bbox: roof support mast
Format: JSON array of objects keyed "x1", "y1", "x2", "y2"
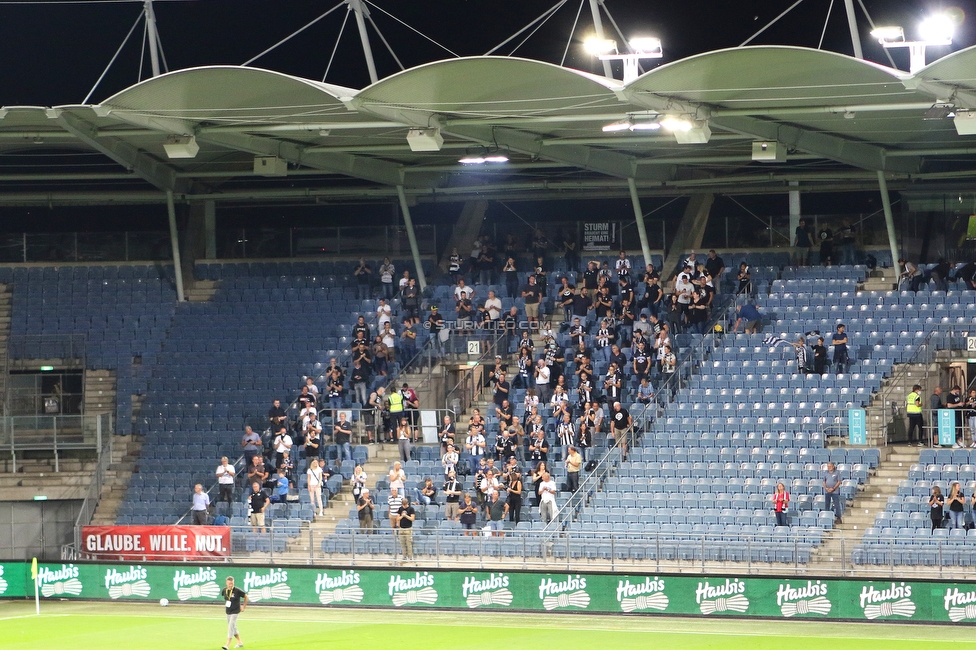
[
  {"x1": 144, "y1": 0, "x2": 163, "y2": 77},
  {"x1": 588, "y1": 0, "x2": 614, "y2": 79},
  {"x1": 348, "y1": 0, "x2": 379, "y2": 84},
  {"x1": 843, "y1": 0, "x2": 864, "y2": 59}
]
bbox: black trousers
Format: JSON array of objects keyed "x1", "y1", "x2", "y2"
[
  {"x1": 508, "y1": 495, "x2": 521, "y2": 523},
  {"x1": 907, "y1": 414, "x2": 924, "y2": 442}
]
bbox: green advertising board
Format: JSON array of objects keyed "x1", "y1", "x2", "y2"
[{"x1": 3, "y1": 561, "x2": 976, "y2": 624}]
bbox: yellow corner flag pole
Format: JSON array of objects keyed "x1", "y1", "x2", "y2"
[{"x1": 31, "y1": 557, "x2": 39, "y2": 615}]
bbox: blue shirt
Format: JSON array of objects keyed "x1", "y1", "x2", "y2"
[
  {"x1": 737, "y1": 304, "x2": 761, "y2": 321},
  {"x1": 830, "y1": 331, "x2": 848, "y2": 352},
  {"x1": 277, "y1": 474, "x2": 290, "y2": 496}
]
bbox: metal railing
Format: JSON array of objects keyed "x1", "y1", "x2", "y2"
[
  {"x1": 541, "y1": 447, "x2": 621, "y2": 538},
  {"x1": 876, "y1": 329, "x2": 939, "y2": 435},
  {"x1": 69, "y1": 431, "x2": 114, "y2": 553},
  {"x1": 443, "y1": 330, "x2": 508, "y2": 415},
  {"x1": 216, "y1": 225, "x2": 438, "y2": 259},
  {"x1": 0, "y1": 231, "x2": 173, "y2": 263},
  {"x1": 0, "y1": 413, "x2": 110, "y2": 472},
  {"x1": 174, "y1": 454, "x2": 247, "y2": 525}
]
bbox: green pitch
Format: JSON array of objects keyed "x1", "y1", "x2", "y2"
[{"x1": 1, "y1": 600, "x2": 974, "y2": 649}]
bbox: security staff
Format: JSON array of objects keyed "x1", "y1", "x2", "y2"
[
  {"x1": 907, "y1": 384, "x2": 924, "y2": 446},
  {"x1": 387, "y1": 389, "x2": 404, "y2": 443}
]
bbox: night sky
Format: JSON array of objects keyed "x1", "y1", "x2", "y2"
[{"x1": 0, "y1": 0, "x2": 970, "y2": 234}]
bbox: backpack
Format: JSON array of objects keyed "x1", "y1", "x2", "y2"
[{"x1": 213, "y1": 515, "x2": 228, "y2": 526}]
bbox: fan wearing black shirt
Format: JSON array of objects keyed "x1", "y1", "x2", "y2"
[
  {"x1": 221, "y1": 576, "x2": 248, "y2": 650},
  {"x1": 611, "y1": 402, "x2": 633, "y2": 460},
  {"x1": 582, "y1": 261, "x2": 599, "y2": 291}
]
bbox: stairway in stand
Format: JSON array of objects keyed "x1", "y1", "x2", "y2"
[
  {"x1": 809, "y1": 445, "x2": 917, "y2": 572},
  {"x1": 89, "y1": 437, "x2": 144, "y2": 525}
]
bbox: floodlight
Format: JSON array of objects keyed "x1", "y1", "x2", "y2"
[
  {"x1": 458, "y1": 155, "x2": 485, "y2": 164},
  {"x1": 919, "y1": 13, "x2": 955, "y2": 43},
  {"x1": 585, "y1": 38, "x2": 617, "y2": 55},
  {"x1": 870, "y1": 26, "x2": 904, "y2": 43},
  {"x1": 672, "y1": 121, "x2": 711, "y2": 144},
  {"x1": 163, "y1": 135, "x2": 199, "y2": 159},
  {"x1": 482, "y1": 155, "x2": 509, "y2": 163},
  {"x1": 660, "y1": 116, "x2": 693, "y2": 132},
  {"x1": 602, "y1": 121, "x2": 631, "y2": 133},
  {"x1": 406, "y1": 127, "x2": 443, "y2": 152},
  {"x1": 628, "y1": 37, "x2": 662, "y2": 54},
  {"x1": 629, "y1": 120, "x2": 661, "y2": 131}
]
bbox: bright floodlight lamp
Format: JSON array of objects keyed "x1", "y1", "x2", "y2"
[
  {"x1": 874, "y1": 13, "x2": 955, "y2": 74},
  {"x1": 584, "y1": 38, "x2": 617, "y2": 56},
  {"x1": 459, "y1": 147, "x2": 508, "y2": 164},
  {"x1": 589, "y1": 35, "x2": 663, "y2": 84},
  {"x1": 602, "y1": 120, "x2": 632, "y2": 133},
  {"x1": 660, "y1": 116, "x2": 710, "y2": 144},
  {"x1": 406, "y1": 127, "x2": 444, "y2": 152},
  {"x1": 659, "y1": 116, "x2": 693, "y2": 132},
  {"x1": 163, "y1": 135, "x2": 199, "y2": 159}
]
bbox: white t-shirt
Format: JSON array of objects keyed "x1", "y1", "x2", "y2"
[
  {"x1": 535, "y1": 366, "x2": 551, "y2": 385},
  {"x1": 274, "y1": 434, "x2": 293, "y2": 453},
  {"x1": 307, "y1": 465, "x2": 323, "y2": 488},
  {"x1": 467, "y1": 434, "x2": 485, "y2": 456},
  {"x1": 455, "y1": 285, "x2": 474, "y2": 301},
  {"x1": 377, "y1": 304, "x2": 392, "y2": 326},
  {"x1": 216, "y1": 464, "x2": 236, "y2": 485},
  {"x1": 539, "y1": 480, "x2": 557, "y2": 505},
  {"x1": 389, "y1": 469, "x2": 406, "y2": 490},
  {"x1": 382, "y1": 328, "x2": 396, "y2": 348},
  {"x1": 484, "y1": 297, "x2": 502, "y2": 320}
]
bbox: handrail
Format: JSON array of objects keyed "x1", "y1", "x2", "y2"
[
  {"x1": 876, "y1": 329, "x2": 939, "y2": 432},
  {"x1": 540, "y1": 446, "x2": 621, "y2": 541},
  {"x1": 174, "y1": 454, "x2": 247, "y2": 525},
  {"x1": 71, "y1": 415, "x2": 113, "y2": 550},
  {"x1": 443, "y1": 329, "x2": 507, "y2": 414}
]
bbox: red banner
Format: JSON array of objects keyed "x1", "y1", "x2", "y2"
[{"x1": 81, "y1": 526, "x2": 231, "y2": 560}]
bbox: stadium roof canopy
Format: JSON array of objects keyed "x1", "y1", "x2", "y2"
[{"x1": 2, "y1": 44, "x2": 976, "y2": 207}]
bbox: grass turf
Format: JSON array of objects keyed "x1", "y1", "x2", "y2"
[{"x1": 1, "y1": 600, "x2": 974, "y2": 649}]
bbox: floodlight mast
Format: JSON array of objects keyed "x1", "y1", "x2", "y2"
[
  {"x1": 587, "y1": 0, "x2": 614, "y2": 79},
  {"x1": 871, "y1": 15, "x2": 954, "y2": 74}
]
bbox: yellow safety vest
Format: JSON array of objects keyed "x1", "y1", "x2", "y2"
[
  {"x1": 906, "y1": 392, "x2": 922, "y2": 414},
  {"x1": 388, "y1": 392, "x2": 404, "y2": 413}
]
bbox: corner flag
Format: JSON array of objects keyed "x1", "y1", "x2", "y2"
[{"x1": 31, "y1": 557, "x2": 39, "y2": 615}]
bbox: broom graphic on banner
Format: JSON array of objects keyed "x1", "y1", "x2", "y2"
[
  {"x1": 699, "y1": 595, "x2": 749, "y2": 615},
  {"x1": 40, "y1": 578, "x2": 83, "y2": 598},
  {"x1": 542, "y1": 590, "x2": 590, "y2": 610},
  {"x1": 108, "y1": 580, "x2": 152, "y2": 600},
  {"x1": 318, "y1": 585, "x2": 364, "y2": 605},
  {"x1": 391, "y1": 587, "x2": 438, "y2": 607},
  {"x1": 466, "y1": 588, "x2": 513, "y2": 609},
  {"x1": 247, "y1": 583, "x2": 292, "y2": 602},
  {"x1": 948, "y1": 604, "x2": 976, "y2": 622},
  {"x1": 620, "y1": 592, "x2": 669, "y2": 613},
  {"x1": 177, "y1": 581, "x2": 221, "y2": 601},
  {"x1": 780, "y1": 596, "x2": 831, "y2": 617},
  {"x1": 863, "y1": 599, "x2": 915, "y2": 619}
]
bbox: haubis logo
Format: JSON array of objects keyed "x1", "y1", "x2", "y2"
[
  {"x1": 104, "y1": 565, "x2": 151, "y2": 600},
  {"x1": 859, "y1": 583, "x2": 915, "y2": 619},
  {"x1": 616, "y1": 577, "x2": 668, "y2": 613},
  {"x1": 695, "y1": 578, "x2": 749, "y2": 615},
  {"x1": 462, "y1": 573, "x2": 512, "y2": 609},
  {"x1": 538, "y1": 575, "x2": 590, "y2": 611},
  {"x1": 243, "y1": 568, "x2": 290, "y2": 603},
  {"x1": 388, "y1": 572, "x2": 437, "y2": 607},
  {"x1": 38, "y1": 564, "x2": 83, "y2": 598},
  {"x1": 173, "y1": 566, "x2": 220, "y2": 601},
  {"x1": 315, "y1": 571, "x2": 363, "y2": 605},
  {"x1": 944, "y1": 587, "x2": 976, "y2": 622},
  {"x1": 776, "y1": 581, "x2": 831, "y2": 617}
]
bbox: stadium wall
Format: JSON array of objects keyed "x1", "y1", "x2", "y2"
[{"x1": 1, "y1": 561, "x2": 976, "y2": 623}]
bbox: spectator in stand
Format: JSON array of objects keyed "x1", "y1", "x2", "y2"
[
  {"x1": 732, "y1": 301, "x2": 762, "y2": 334},
  {"x1": 419, "y1": 477, "x2": 437, "y2": 506},
  {"x1": 325, "y1": 369, "x2": 344, "y2": 417},
  {"x1": 522, "y1": 275, "x2": 542, "y2": 328},
  {"x1": 830, "y1": 323, "x2": 850, "y2": 375},
  {"x1": 610, "y1": 401, "x2": 632, "y2": 460},
  {"x1": 565, "y1": 446, "x2": 582, "y2": 492},
  {"x1": 505, "y1": 468, "x2": 523, "y2": 524},
  {"x1": 538, "y1": 472, "x2": 557, "y2": 523},
  {"x1": 402, "y1": 278, "x2": 421, "y2": 324},
  {"x1": 559, "y1": 282, "x2": 576, "y2": 321},
  {"x1": 268, "y1": 399, "x2": 287, "y2": 432},
  {"x1": 354, "y1": 257, "x2": 372, "y2": 299},
  {"x1": 898, "y1": 259, "x2": 923, "y2": 292},
  {"x1": 557, "y1": 413, "x2": 575, "y2": 460},
  {"x1": 812, "y1": 336, "x2": 827, "y2": 375},
  {"x1": 947, "y1": 385, "x2": 966, "y2": 448},
  {"x1": 381, "y1": 322, "x2": 397, "y2": 361},
  {"x1": 378, "y1": 257, "x2": 395, "y2": 299},
  {"x1": 241, "y1": 425, "x2": 261, "y2": 468},
  {"x1": 479, "y1": 470, "x2": 501, "y2": 519},
  {"x1": 947, "y1": 482, "x2": 965, "y2": 529},
  {"x1": 248, "y1": 482, "x2": 268, "y2": 533},
  {"x1": 931, "y1": 386, "x2": 945, "y2": 446},
  {"x1": 615, "y1": 250, "x2": 632, "y2": 282},
  {"x1": 442, "y1": 443, "x2": 459, "y2": 478},
  {"x1": 447, "y1": 248, "x2": 463, "y2": 284},
  {"x1": 277, "y1": 454, "x2": 294, "y2": 488},
  {"x1": 465, "y1": 425, "x2": 486, "y2": 475},
  {"x1": 823, "y1": 462, "x2": 843, "y2": 524},
  {"x1": 349, "y1": 360, "x2": 368, "y2": 407},
  {"x1": 501, "y1": 257, "x2": 519, "y2": 299},
  {"x1": 427, "y1": 306, "x2": 444, "y2": 356},
  {"x1": 483, "y1": 289, "x2": 502, "y2": 324},
  {"x1": 394, "y1": 416, "x2": 413, "y2": 463},
  {"x1": 398, "y1": 317, "x2": 418, "y2": 365},
  {"x1": 528, "y1": 425, "x2": 549, "y2": 469},
  {"x1": 772, "y1": 482, "x2": 790, "y2": 527},
  {"x1": 304, "y1": 421, "x2": 320, "y2": 468},
  {"x1": 443, "y1": 470, "x2": 462, "y2": 521},
  {"x1": 307, "y1": 457, "x2": 324, "y2": 517},
  {"x1": 492, "y1": 371, "x2": 510, "y2": 407},
  {"x1": 366, "y1": 385, "x2": 386, "y2": 444},
  {"x1": 298, "y1": 385, "x2": 316, "y2": 412},
  {"x1": 496, "y1": 399, "x2": 515, "y2": 431},
  {"x1": 534, "y1": 358, "x2": 551, "y2": 404},
  {"x1": 398, "y1": 269, "x2": 411, "y2": 295},
  {"x1": 214, "y1": 457, "x2": 236, "y2": 506},
  {"x1": 439, "y1": 415, "x2": 456, "y2": 454},
  {"x1": 372, "y1": 336, "x2": 390, "y2": 377},
  {"x1": 357, "y1": 488, "x2": 374, "y2": 532},
  {"x1": 595, "y1": 318, "x2": 614, "y2": 363},
  {"x1": 487, "y1": 489, "x2": 508, "y2": 537},
  {"x1": 965, "y1": 388, "x2": 976, "y2": 448},
  {"x1": 247, "y1": 455, "x2": 268, "y2": 493},
  {"x1": 333, "y1": 412, "x2": 353, "y2": 461},
  {"x1": 576, "y1": 414, "x2": 593, "y2": 462},
  {"x1": 705, "y1": 249, "x2": 726, "y2": 291},
  {"x1": 459, "y1": 492, "x2": 478, "y2": 535},
  {"x1": 792, "y1": 335, "x2": 810, "y2": 374},
  {"x1": 387, "y1": 487, "x2": 402, "y2": 527},
  {"x1": 636, "y1": 377, "x2": 655, "y2": 405},
  {"x1": 478, "y1": 245, "x2": 495, "y2": 286},
  {"x1": 272, "y1": 426, "x2": 292, "y2": 471},
  {"x1": 302, "y1": 409, "x2": 321, "y2": 445},
  {"x1": 191, "y1": 484, "x2": 210, "y2": 525},
  {"x1": 929, "y1": 485, "x2": 944, "y2": 531},
  {"x1": 794, "y1": 219, "x2": 814, "y2": 266},
  {"x1": 735, "y1": 262, "x2": 752, "y2": 295}
]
